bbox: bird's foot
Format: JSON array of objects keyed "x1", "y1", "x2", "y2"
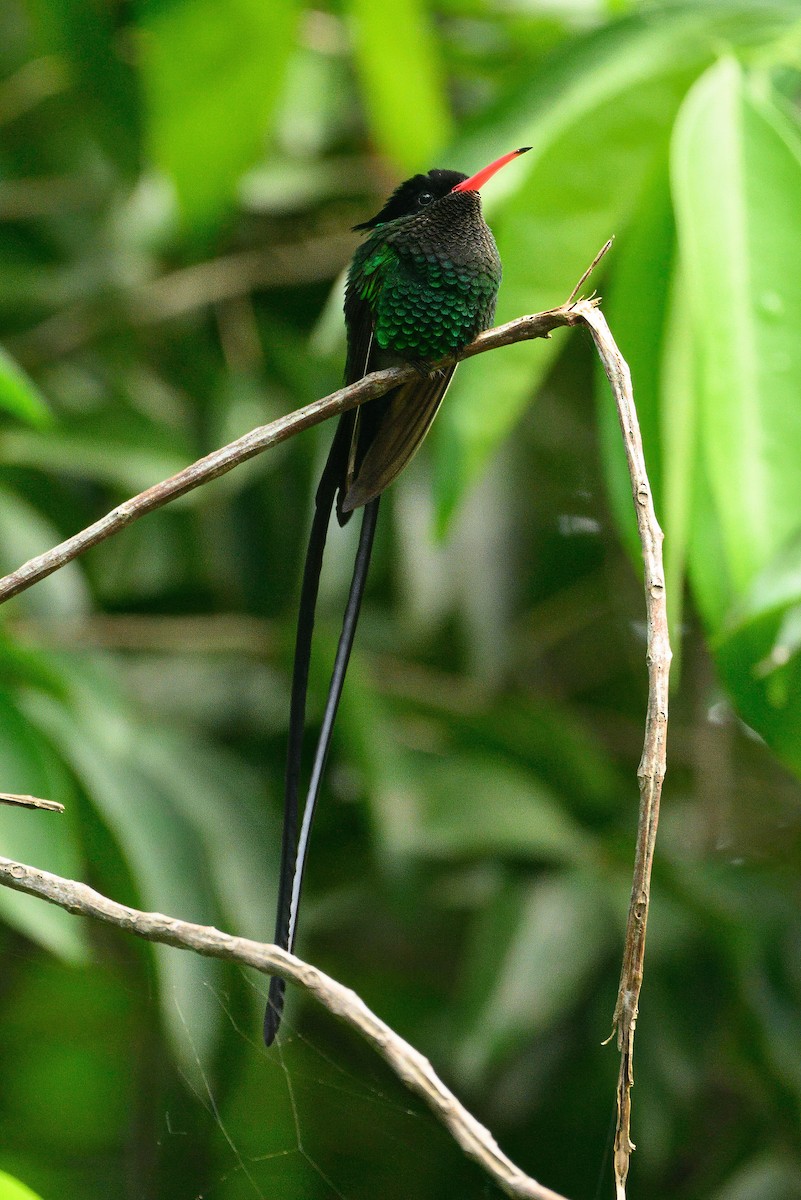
[{"x1": 413, "y1": 358, "x2": 452, "y2": 380}]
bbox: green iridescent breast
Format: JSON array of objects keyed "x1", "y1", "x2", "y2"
[{"x1": 348, "y1": 203, "x2": 502, "y2": 362}]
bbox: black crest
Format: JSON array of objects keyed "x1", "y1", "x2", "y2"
[{"x1": 354, "y1": 168, "x2": 468, "y2": 230}]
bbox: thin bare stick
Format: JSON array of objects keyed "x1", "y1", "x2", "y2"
[
  {"x1": 565, "y1": 237, "x2": 614, "y2": 306},
  {"x1": 0, "y1": 303, "x2": 584, "y2": 609},
  {"x1": 0, "y1": 855, "x2": 568, "y2": 1200},
  {"x1": 577, "y1": 302, "x2": 671, "y2": 1198},
  {"x1": 0, "y1": 792, "x2": 64, "y2": 812}
]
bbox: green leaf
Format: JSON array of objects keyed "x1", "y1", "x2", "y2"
[
  {"x1": 0, "y1": 1171, "x2": 45, "y2": 1200},
  {"x1": 596, "y1": 160, "x2": 675, "y2": 564},
  {"x1": 0, "y1": 430, "x2": 188, "y2": 495},
  {"x1": 453, "y1": 871, "x2": 615, "y2": 1079},
  {"x1": 0, "y1": 486, "x2": 90, "y2": 619},
  {"x1": 433, "y1": 4, "x2": 800, "y2": 531},
  {"x1": 715, "y1": 623, "x2": 801, "y2": 780},
  {"x1": 139, "y1": 0, "x2": 299, "y2": 230},
  {"x1": 726, "y1": 529, "x2": 801, "y2": 637},
  {"x1": 0, "y1": 690, "x2": 87, "y2": 961},
  {"x1": 712, "y1": 531, "x2": 801, "y2": 776},
  {"x1": 673, "y1": 58, "x2": 801, "y2": 599},
  {"x1": 0, "y1": 350, "x2": 51, "y2": 427},
  {"x1": 132, "y1": 727, "x2": 278, "y2": 941},
  {"x1": 686, "y1": 421, "x2": 736, "y2": 630},
  {"x1": 348, "y1": 0, "x2": 452, "y2": 172},
  {"x1": 25, "y1": 670, "x2": 222, "y2": 1073},
  {"x1": 603, "y1": 239, "x2": 699, "y2": 660},
  {"x1": 659, "y1": 272, "x2": 697, "y2": 655},
  {"x1": 411, "y1": 755, "x2": 595, "y2": 865},
  {"x1": 448, "y1": 694, "x2": 621, "y2": 820}
]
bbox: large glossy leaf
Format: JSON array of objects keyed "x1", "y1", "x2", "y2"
[
  {"x1": 659, "y1": 273, "x2": 698, "y2": 650},
  {"x1": 726, "y1": 529, "x2": 801, "y2": 636},
  {"x1": 433, "y1": 3, "x2": 800, "y2": 531},
  {"x1": 686, "y1": 417, "x2": 737, "y2": 630},
  {"x1": 672, "y1": 58, "x2": 801, "y2": 599},
  {"x1": 0, "y1": 1172, "x2": 44, "y2": 1200},
  {"x1": 348, "y1": 0, "x2": 452, "y2": 171},
  {"x1": 138, "y1": 0, "x2": 299, "y2": 229},
  {"x1": 599, "y1": 216, "x2": 699, "y2": 656},
  {"x1": 714, "y1": 534, "x2": 801, "y2": 778},
  {"x1": 596, "y1": 161, "x2": 675, "y2": 564}
]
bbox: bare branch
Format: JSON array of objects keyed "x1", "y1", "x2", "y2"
[
  {"x1": 0, "y1": 792, "x2": 64, "y2": 812},
  {"x1": 0, "y1": 305, "x2": 580, "y2": 610},
  {"x1": 0, "y1": 855, "x2": 568, "y2": 1200},
  {"x1": 577, "y1": 302, "x2": 671, "y2": 1198}
]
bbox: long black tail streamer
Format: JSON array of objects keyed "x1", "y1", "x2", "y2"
[{"x1": 265, "y1": 469, "x2": 380, "y2": 1045}]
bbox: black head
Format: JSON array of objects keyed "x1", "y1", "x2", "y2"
[{"x1": 353, "y1": 168, "x2": 468, "y2": 231}]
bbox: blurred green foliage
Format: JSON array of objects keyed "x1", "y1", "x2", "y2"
[
  {"x1": 2, "y1": 1, "x2": 801, "y2": 1198},
  {"x1": 0, "y1": 1170, "x2": 45, "y2": 1200}
]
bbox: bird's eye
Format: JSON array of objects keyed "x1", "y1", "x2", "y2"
[{"x1": 417, "y1": 191, "x2": 434, "y2": 207}]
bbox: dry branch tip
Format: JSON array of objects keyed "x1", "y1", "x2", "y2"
[
  {"x1": 565, "y1": 238, "x2": 614, "y2": 306},
  {"x1": 0, "y1": 792, "x2": 64, "y2": 813}
]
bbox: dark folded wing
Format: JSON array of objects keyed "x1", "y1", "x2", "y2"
[
  {"x1": 330, "y1": 277, "x2": 376, "y2": 524},
  {"x1": 340, "y1": 365, "x2": 457, "y2": 513}
]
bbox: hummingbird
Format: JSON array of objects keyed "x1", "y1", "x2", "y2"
[{"x1": 264, "y1": 147, "x2": 531, "y2": 1045}]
